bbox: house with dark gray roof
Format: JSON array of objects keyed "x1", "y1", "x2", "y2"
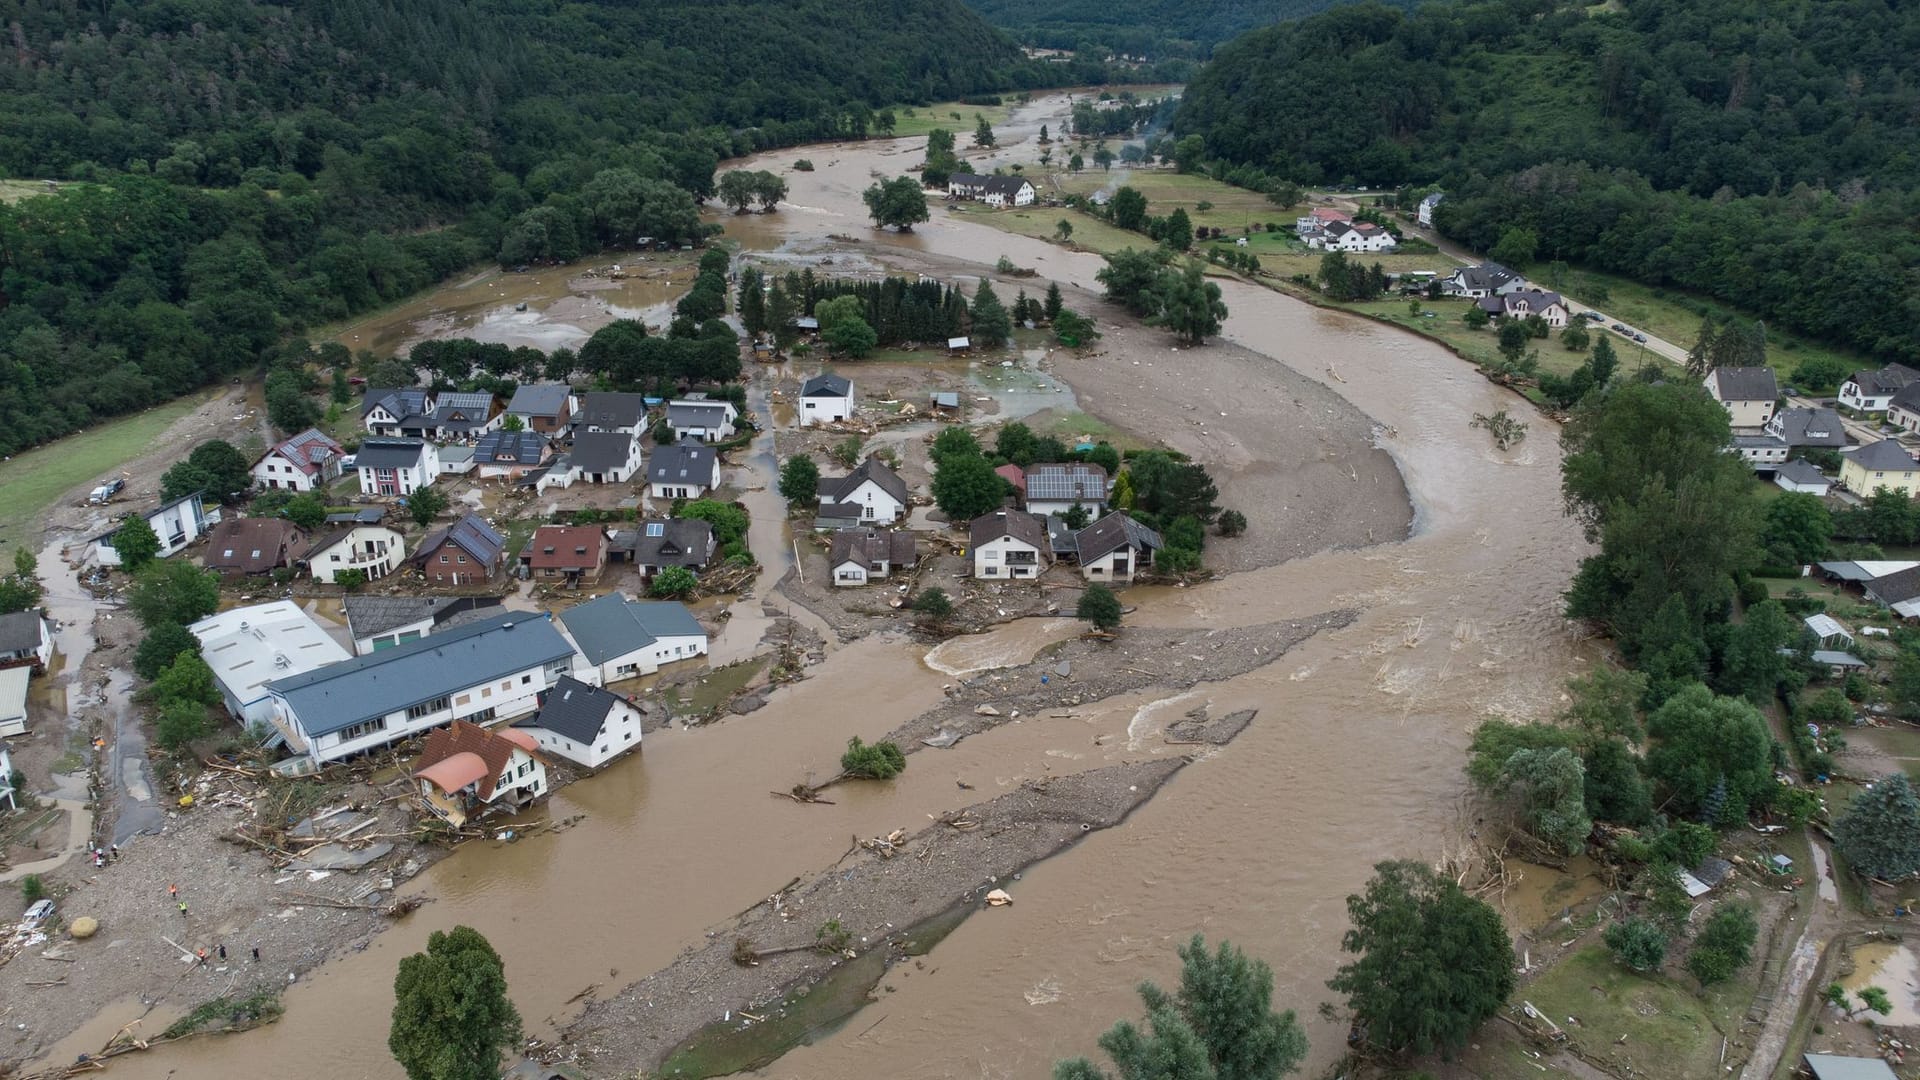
[
  {"x1": 970, "y1": 509, "x2": 1049, "y2": 579},
  {"x1": 506, "y1": 383, "x2": 577, "y2": 435},
  {"x1": 1023, "y1": 463, "x2": 1111, "y2": 517},
  {"x1": 1765, "y1": 406, "x2": 1851, "y2": 449},
  {"x1": 1441, "y1": 261, "x2": 1524, "y2": 299},
  {"x1": 558, "y1": 593, "x2": 708, "y2": 683},
  {"x1": 425, "y1": 391, "x2": 503, "y2": 439},
  {"x1": 342, "y1": 594, "x2": 505, "y2": 655},
  {"x1": 817, "y1": 457, "x2": 908, "y2": 523},
  {"x1": 0, "y1": 610, "x2": 52, "y2": 670},
  {"x1": 1773, "y1": 459, "x2": 1832, "y2": 496},
  {"x1": 266, "y1": 611, "x2": 579, "y2": 765},
  {"x1": 946, "y1": 173, "x2": 1036, "y2": 207},
  {"x1": 92, "y1": 491, "x2": 220, "y2": 567},
  {"x1": 800, "y1": 373, "x2": 855, "y2": 426},
  {"x1": 648, "y1": 444, "x2": 720, "y2": 500},
  {"x1": 666, "y1": 397, "x2": 739, "y2": 443},
  {"x1": 577, "y1": 391, "x2": 651, "y2": 434},
  {"x1": 1074, "y1": 512, "x2": 1163, "y2": 584},
  {"x1": 1704, "y1": 366, "x2": 1779, "y2": 428},
  {"x1": 513, "y1": 675, "x2": 644, "y2": 769},
  {"x1": 201, "y1": 517, "x2": 309, "y2": 577},
  {"x1": 1840, "y1": 363, "x2": 1920, "y2": 414},
  {"x1": 567, "y1": 430, "x2": 643, "y2": 484},
  {"x1": 1886, "y1": 383, "x2": 1920, "y2": 436},
  {"x1": 1840, "y1": 439, "x2": 1920, "y2": 498},
  {"x1": 411, "y1": 513, "x2": 508, "y2": 586},
  {"x1": 1476, "y1": 288, "x2": 1567, "y2": 328},
  {"x1": 828, "y1": 528, "x2": 916, "y2": 586},
  {"x1": 361, "y1": 388, "x2": 434, "y2": 437},
  {"x1": 1865, "y1": 565, "x2": 1920, "y2": 618},
  {"x1": 252, "y1": 429, "x2": 345, "y2": 492},
  {"x1": 354, "y1": 438, "x2": 439, "y2": 497},
  {"x1": 621, "y1": 518, "x2": 715, "y2": 578}
]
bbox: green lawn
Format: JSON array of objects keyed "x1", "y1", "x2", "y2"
[
  {"x1": 888, "y1": 100, "x2": 1018, "y2": 139},
  {"x1": 0, "y1": 392, "x2": 214, "y2": 556},
  {"x1": 1518, "y1": 944, "x2": 1755, "y2": 1080},
  {"x1": 0, "y1": 178, "x2": 63, "y2": 204},
  {"x1": 1345, "y1": 298, "x2": 1597, "y2": 379}
]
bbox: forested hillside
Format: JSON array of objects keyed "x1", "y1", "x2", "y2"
[
  {"x1": 0, "y1": 0, "x2": 1039, "y2": 456},
  {"x1": 962, "y1": 0, "x2": 1406, "y2": 59},
  {"x1": 1176, "y1": 0, "x2": 1920, "y2": 360}
]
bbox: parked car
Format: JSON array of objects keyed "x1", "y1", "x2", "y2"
[
  {"x1": 87, "y1": 478, "x2": 125, "y2": 505},
  {"x1": 1579, "y1": 311, "x2": 1605, "y2": 322},
  {"x1": 1633, "y1": 332, "x2": 1648, "y2": 342},
  {"x1": 21, "y1": 899, "x2": 54, "y2": 928},
  {"x1": 1610, "y1": 323, "x2": 1626, "y2": 332}
]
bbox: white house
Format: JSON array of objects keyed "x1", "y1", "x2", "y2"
[
  {"x1": 799, "y1": 373, "x2": 855, "y2": 426},
  {"x1": 558, "y1": 593, "x2": 709, "y2": 684},
  {"x1": 568, "y1": 431, "x2": 644, "y2": 484},
  {"x1": 304, "y1": 523, "x2": 406, "y2": 584},
  {"x1": 1417, "y1": 192, "x2": 1444, "y2": 227},
  {"x1": 1294, "y1": 207, "x2": 1351, "y2": 240},
  {"x1": 1308, "y1": 220, "x2": 1397, "y2": 253},
  {"x1": 93, "y1": 492, "x2": 220, "y2": 568},
  {"x1": 1704, "y1": 366, "x2": 1779, "y2": 429},
  {"x1": 0, "y1": 744, "x2": 14, "y2": 810},
  {"x1": 512, "y1": 675, "x2": 644, "y2": 770},
  {"x1": 361, "y1": 388, "x2": 434, "y2": 437},
  {"x1": 970, "y1": 509, "x2": 1050, "y2": 580},
  {"x1": 1074, "y1": 512, "x2": 1163, "y2": 584},
  {"x1": 1840, "y1": 364, "x2": 1920, "y2": 414},
  {"x1": 437, "y1": 445, "x2": 476, "y2": 477},
  {"x1": 816, "y1": 457, "x2": 908, "y2": 524},
  {"x1": 1479, "y1": 288, "x2": 1570, "y2": 329},
  {"x1": 0, "y1": 610, "x2": 53, "y2": 670},
  {"x1": 1731, "y1": 434, "x2": 1790, "y2": 468},
  {"x1": 266, "y1": 611, "x2": 578, "y2": 766},
  {"x1": 829, "y1": 528, "x2": 916, "y2": 586},
  {"x1": 471, "y1": 431, "x2": 549, "y2": 481},
  {"x1": 1441, "y1": 262, "x2": 1525, "y2": 299},
  {"x1": 1023, "y1": 463, "x2": 1110, "y2": 518},
  {"x1": 666, "y1": 398, "x2": 739, "y2": 443},
  {"x1": 190, "y1": 601, "x2": 353, "y2": 729},
  {"x1": 1774, "y1": 459, "x2": 1832, "y2": 496},
  {"x1": 341, "y1": 595, "x2": 504, "y2": 656},
  {"x1": 0, "y1": 670, "x2": 24, "y2": 738},
  {"x1": 1887, "y1": 383, "x2": 1920, "y2": 434},
  {"x1": 648, "y1": 444, "x2": 720, "y2": 500},
  {"x1": 354, "y1": 439, "x2": 439, "y2": 498},
  {"x1": 251, "y1": 429, "x2": 345, "y2": 492},
  {"x1": 412, "y1": 720, "x2": 547, "y2": 827},
  {"x1": 948, "y1": 174, "x2": 1037, "y2": 208}
]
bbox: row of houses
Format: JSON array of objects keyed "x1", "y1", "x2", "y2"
[
  {"x1": 946, "y1": 173, "x2": 1039, "y2": 208},
  {"x1": 1701, "y1": 364, "x2": 1920, "y2": 498},
  {"x1": 970, "y1": 507, "x2": 1165, "y2": 583},
  {"x1": 1296, "y1": 208, "x2": 1400, "y2": 253},
  {"x1": 191, "y1": 589, "x2": 711, "y2": 773}
]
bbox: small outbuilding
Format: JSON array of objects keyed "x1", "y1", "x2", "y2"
[{"x1": 1803, "y1": 1053, "x2": 1899, "y2": 1080}]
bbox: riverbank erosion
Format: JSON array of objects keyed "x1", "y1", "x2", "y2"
[{"x1": 563, "y1": 758, "x2": 1187, "y2": 1077}]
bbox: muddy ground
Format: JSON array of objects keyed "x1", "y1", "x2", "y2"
[{"x1": 561, "y1": 757, "x2": 1187, "y2": 1076}]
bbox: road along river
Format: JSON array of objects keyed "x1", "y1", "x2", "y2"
[{"x1": 88, "y1": 93, "x2": 1595, "y2": 1080}]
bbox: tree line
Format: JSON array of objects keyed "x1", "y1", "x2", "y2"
[
  {"x1": 1174, "y1": 0, "x2": 1920, "y2": 362},
  {"x1": 0, "y1": 0, "x2": 1086, "y2": 459}
]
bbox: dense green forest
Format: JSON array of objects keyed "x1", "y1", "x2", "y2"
[
  {"x1": 962, "y1": 0, "x2": 1406, "y2": 59},
  {"x1": 1176, "y1": 0, "x2": 1920, "y2": 361},
  {"x1": 0, "y1": 0, "x2": 1050, "y2": 457}
]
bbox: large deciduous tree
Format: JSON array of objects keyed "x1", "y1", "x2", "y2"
[
  {"x1": 389, "y1": 926, "x2": 523, "y2": 1080},
  {"x1": 1150, "y1": 259, "x2": 1227, "y2": 345},
  {"x1": 1097, "y1": 247, "x2": 1171, "y2": 317},
  {"x1": 1644, "y1": 683, "x2": 1774, "y2": 824},
  {"x1": 931, "y1": 451, "x2": 1007, "y2": 522},
  {"x1": 862, "y1": 176, "x2": 929, "y2": 231},
  {"x1": 1328, "y1": 860, "x2": 1515, "y2": 1057},
  {"x1": 1053, "y1": 935, "x2": 1308, "y2": 1080},
  {"x1": 126, "y1": 560, "x2": 220, "y2": 628}
]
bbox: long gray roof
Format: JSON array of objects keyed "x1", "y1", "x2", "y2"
[
  {"x1": 571, "y1": 431, "x2": 638, "y2": 473},
  {"x1": 1773, "y1": 459, "x2": 1828, "y2": 485},
  {"x1": 354, "y1": 438, "x2": 430, "y2": 469},
  {"x1": 667, "y1": 400, "x2": 735, "y2": 428},
  {"x1": 1804, "y1": 1053, "x2": 1899, "y2": 1080},
  {"x1": 969, "y1": 509, "x2": 1048, "y2": 550},
  {"x1": 1768, "y1": 406, "x2": 1848, "y2": 448},
  {"x1": 559, "y1": 593, "x2": 705, "y2": 665},
  {"x1": 515, "y1": 675, "x2": 627, "y2": 744},
  {"x1": 268, "y1": 611, "x2": 574, "y2": 737},
  {"x1": 474, "y1": 430, "x2": 547, "y2": 465},
  {"x1": 1847, "y1": 364, "x2": 1920, "y2": 397},
  {"x1": 578, "y1": 391, "x2": 649, "y2": 429},
  {"x1": 627, "y1": 518, "x2": 713, "y2": 568},
  {"x1": 801, "y1": 373, "x2": 853, "y2": 399},
  {"x1": 413, "y1": 513, "x2": 507, "y2": 567}
]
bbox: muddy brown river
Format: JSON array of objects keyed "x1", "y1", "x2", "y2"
[{"x1": 90, "y1": 92, "x2": 1593, "y2": 1079}]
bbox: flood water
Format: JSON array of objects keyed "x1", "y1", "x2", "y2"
[{"x1": 95, "y1": 91, "x2": 1594, "y2": 1080}]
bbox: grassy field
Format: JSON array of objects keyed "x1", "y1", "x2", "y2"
[
  {"x1": 1344, "y1": 298, "x2": 1612, "y2": 380},
  {"x1": 889, "y1": 99, "x2": 1018, "y2": 139},
  {"x1": 0, "y1": 178, "x2": 64, "y2": 204},
  {"x1": 0, "y1": 393, "x2": 213, "y2": 556},
  {"x1": 1519, "y1": 944, "x2": 1755, "y2": 1079}
]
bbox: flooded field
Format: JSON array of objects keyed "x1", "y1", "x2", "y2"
[
  {"x1": 76, "y1": 89, "x2": 1593, "y2": 1080},
  {"x1": 1843, "y1": 942, "x2": 1920, "y2": 1026}
]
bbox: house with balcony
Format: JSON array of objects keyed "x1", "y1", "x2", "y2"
[
  {"x1": 519, "y1": 525, "x2": 610, "y2": 586},
  {"x1": 92, "y1": 492, "x2": 220, "y2": 568},
  {"x1": 361, "y1": 388, "x2": 435, "y2": 437},
  {"x1": 413, "y1": 720, "x2": 547, "y2": 827},
  {"x1": 970, "y1": 509, "x2": 1050, "y2": 580},
  {"x1": 0, "y1": 610, "x2": 53, "y2": 671},
  {"x1": 266, "y1": 611, "x2": 578, "y2": 766},
  {"x1": 304, "y1": 522, "x2": 406, "y2": 584},
  {"x1": 354, "y1": 439, "x2": 439, "y2": 498},
  {"x1": 1840, "y1": 364, "x2": 1920, "y2": 414}
]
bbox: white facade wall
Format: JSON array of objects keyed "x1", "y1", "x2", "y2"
[
  {"x1": 285, "y1": 655, "x2": 574, "y2": 765},
  {"x1": 308, "y1": 525, "x2": 405, "y2": 584},
  {"x1": 357, "y1": 448, "x2": 439, "y2": 497},
  {"x1": 590, "y1": 633, "x2": 708, "y2": 684},
  {"x1": 822, "y1": 480, "x2": 904, "y2": 523},
  {"x1": 972, "y1": 537, "x2": 1045, "y2": 579},
  {"x1": 519, "y1": 701, "x2": 644, "y2": 770},
  {"x1": 252, "y1": 450, "x2": 337, "y2": 492},
  {"x1": 801, "y1": 394, "x2": 854, "y2": 426}
]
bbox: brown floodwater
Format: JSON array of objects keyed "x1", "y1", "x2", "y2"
[{"x1": 95, "y1": 91, "x2": 1594, "y2": 1080}]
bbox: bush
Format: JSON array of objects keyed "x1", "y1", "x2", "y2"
[
  {"x1": 1077, "y1": 583, "x2": 1123, "y2": 630},
  {"x1": 21, "y1": 874, "x2": 46, "y2": 905},
  {"x1": 1686, "y1": 904, "x2": 1757, "y2": 986},
  {"x1": 794, "y1": 159, "x2": 815, "y2": 172},
  {"x1": 1737, "y1": 578, "x2": 1770, "y2": 607},
  {"x1": 133, "y1": 623, "x2": 201, "y2": 682},
  {"x1": 335, "y1": 569, "x2": 368, "y2": 591},
  {"x1": 649, "y1": 566, "x2": 699, "y2": 598},
  {"x1": 1603, "y1": 917, "x2": 1667, "y2": 972},
  {"x1": 1216, "y1": 509, "x2": 1247, "y2": 537},
  {"x1": 840, "y1": 736, "x2": 905, "y2": 779}
]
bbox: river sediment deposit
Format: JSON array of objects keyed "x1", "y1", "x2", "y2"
[{"x1": 13, "y1": 89, "x2": 1594, "y2": 1080}]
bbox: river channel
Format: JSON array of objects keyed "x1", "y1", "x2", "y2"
[{"x1": 90, "y1": 91, "x2": 1594, "y2": 1079}]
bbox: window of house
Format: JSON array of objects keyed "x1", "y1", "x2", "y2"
[
  {"x1": 521, "y1": 674, "x2": 532, "y2": 685},
  {"x1": 624, "y1": 731, "x2": 633, "y2": 742},
  {"x1": 454, "y1": 694, "x2": 471, "y2": 706},
  {"x1": 440, "y1": 554, "x2": 449, "y2": 563},
  {"x1": 406, "y1": 696, "x2": 451, "y2": 720},
  {"x1": 338, "y1": 717, "x2": 387, "y2": 741},
  {"x1": 498, "y1": 772, "x2": 511, "y2": 788},
  {"x1": 457, "y1": 555, "x2": 468, "y2": 564}
]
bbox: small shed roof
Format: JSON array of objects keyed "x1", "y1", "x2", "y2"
[
  {"x1": 931, "y1": 392, "x2": 960, "y2": 409},
  {"x1": 1804, "y1": 1053, "x2": 1899, "y2": 1080},
  {"x1": 947, "y1": 336, "x2": 970, "y2": 349},
  {"x1": 801, "y1": 373, "x2": 853, "y2": 399},
  {"x1": 1811, "y1": 649, "x2": 1867, "y2": 668},
  {"x1": 1804, "y1": 613, "x2": 1850, "y2": 640}
]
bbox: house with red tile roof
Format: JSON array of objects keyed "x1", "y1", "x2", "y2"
[
  {"x1": 412, "y1": 719, "x2": 547, "y2": 826},
  {"x1": 519, "y1": 525, "x2": 610, "y2": 586}
]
